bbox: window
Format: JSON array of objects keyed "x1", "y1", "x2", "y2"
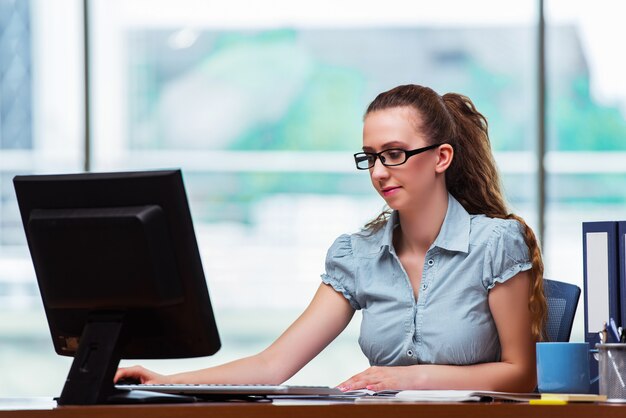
[
  {"x1": 545, "y1": 0, "x2": 626, "y2": 341},
  {"x1": 1, "y1": 0, "x2": 543, "y2": 395},
  {"x1": 0, "y1": 0, "x2": 84, "y2": 396}
]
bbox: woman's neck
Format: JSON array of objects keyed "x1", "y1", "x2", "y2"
[{"x1": 396, "y1": 187, "x2": 449, "y2": 256}]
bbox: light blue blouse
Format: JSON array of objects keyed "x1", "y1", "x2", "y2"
[{"x1": 321, "y1": 194, "x2": 532, "y2": 367}]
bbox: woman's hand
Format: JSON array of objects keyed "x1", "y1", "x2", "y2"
[
  {"x1": 337, "y1": 365, "x2": 422, "y2": 392},
  {"x1": 114, "y1": 365, "x2": 169, "y2": 385}
]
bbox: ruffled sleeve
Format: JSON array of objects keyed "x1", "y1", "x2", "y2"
[
  {"x1": 482, "y1": 219, "x2": 533, "y2": 290},
  {"x1": 320, "y1": 234, "x2": 361, "y2": 310}
]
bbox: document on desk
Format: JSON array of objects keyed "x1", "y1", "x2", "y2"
[
  {"x1": 332, "y1": 389, "x2": 398, "y2": 398},
  {"x1": 354, "y1": 390, "x2": 541, "y2": 403}
]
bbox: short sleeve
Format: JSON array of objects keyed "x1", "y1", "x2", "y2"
[
  {"x1": 320, "y1": 234, "x2": 361, "y2": 310},
  {"x1": 482, "y1": 220, "x2": 533, "y2": 290}
]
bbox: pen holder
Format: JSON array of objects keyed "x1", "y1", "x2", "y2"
[{"x1": 595, "y1": 343, "x2": 626, "y2": 402}]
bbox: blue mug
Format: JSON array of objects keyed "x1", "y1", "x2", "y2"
[{"x1": 536, "y1": 342, "x2": 592, "y2": 393}]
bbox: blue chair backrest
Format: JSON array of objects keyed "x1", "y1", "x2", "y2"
[{"x1": 544, "y1": 278, "x2": 581, "y2": 342}]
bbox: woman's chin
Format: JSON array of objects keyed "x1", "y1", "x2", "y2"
[
  {"x1": 379, "y1": 190, "x2": 409, "y2": 211},
  {"x1": 381, "y1": 197, "x2": 402, "y2": 211}
]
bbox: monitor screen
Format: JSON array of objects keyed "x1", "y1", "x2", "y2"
[{"x1": 13, "y1": 169, "x2": 221, "y2": 404}]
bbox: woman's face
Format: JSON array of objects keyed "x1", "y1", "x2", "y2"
[{"x1": 362, "y1": 106, "x2": 440, "y2": 212}]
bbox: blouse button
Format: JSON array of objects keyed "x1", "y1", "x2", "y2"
[
  {"x1": 427, "y1": 259, "x2": 434, "y2": 266},
  {"x1": 421, "y1": 284, "x2": 427, "y2": 290},
  {"x1": 407, "y1": 350, "x2": 414, "y2": 357}
]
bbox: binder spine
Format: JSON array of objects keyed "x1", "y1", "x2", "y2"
[
  {"x1": 582, "y1": 221, "x2": 618, "y2": 341},
  {"x1": 582, "y1": 221, "x2": 619, "y2": 394},
  {"x1": 618, "y1": 221, "x2": 626, "y2": 330}
]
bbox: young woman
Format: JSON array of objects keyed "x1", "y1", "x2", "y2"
[{"x1": 115, "y1": 84, "x2": 547, "y2": 392}]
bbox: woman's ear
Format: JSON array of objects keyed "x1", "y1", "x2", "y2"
[{"x1": 434, "y1": 144, "x2": 454, "y2": 174}]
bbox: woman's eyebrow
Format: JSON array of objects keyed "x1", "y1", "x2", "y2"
[{"x1": 362, "y1": 141, "x2": 408, "y2": 151}]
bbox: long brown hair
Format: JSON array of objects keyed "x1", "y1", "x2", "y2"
[{"x1": 364, "y1": 84, "x2": 547, "y2": 342}]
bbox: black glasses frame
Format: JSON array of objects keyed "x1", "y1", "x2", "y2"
[{"x1": 353, "y1": 143, "x2": 444, "y2": 170}]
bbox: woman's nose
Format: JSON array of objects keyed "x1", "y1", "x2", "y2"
[{"x1": 369, "y1": 159, "x2": 389, "y2": 180}]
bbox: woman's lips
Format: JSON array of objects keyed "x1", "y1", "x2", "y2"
[{"x1": 381, "y1": 186, "x2": 401, "y2": 197}]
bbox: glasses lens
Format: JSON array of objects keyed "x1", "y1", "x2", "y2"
[
  {"x1": 380, "y1": 149, "x2": 406, "y2": 166},
  {"x1": 354, "y1": 153, "x2": 374, "y2": 169}
]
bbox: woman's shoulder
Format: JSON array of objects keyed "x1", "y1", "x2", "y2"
[
  {"x1": 471, "y1": 215, "x2": 532, "y2": 289},
  {"x1": 327, "y1": 226, "x2": 386, "y2": 259},
  {"x1": 468, "y1": 215, "x2": 525, "y2": 246}
]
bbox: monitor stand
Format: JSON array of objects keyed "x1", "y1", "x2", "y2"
[{"x1": 57, "y1": 312, "x2": 195, "y2": 405}]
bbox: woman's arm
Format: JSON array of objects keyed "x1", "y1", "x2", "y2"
[
  {"x1": 338, "y1": 270, "x2": 536, "y2": 392},
  {"x1": 115, "y1": 283, "x2": 355, "y2": 384}
]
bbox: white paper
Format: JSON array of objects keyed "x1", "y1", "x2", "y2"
[
  {"x1": 355, "y1": 390, "x2": 539, "y2": 403},
  {"x1": 395, "y1": 390, "x2": 481, "y2": 402}
]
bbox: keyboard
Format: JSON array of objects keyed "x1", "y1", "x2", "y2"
[{"x1": 114, "y1": 383, "x2": 345, "y2": 397}]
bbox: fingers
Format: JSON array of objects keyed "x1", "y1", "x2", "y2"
[
  {"x1": 362, "y1": 382, "x2": 385, "y2": 392},
  {"x1": 337, "y1": 374, "x2": 361, "y2": 391},
  {"x1": 337, "y1": 379, "x2": 368, "y2": 391},
  {"x1": 339, "y1": 380, "x2": 381, "y2": 391},
  {"x1": 337, "y1": 367, "x2": 381, "y2": 391},
  {"x1": 114, "y1": 366, "x2": 134, "y2": 383},
  {"x1": 337, "y1": 366, "x2": 402, "y2": 392},
  {"x1": 114, "y1": 365, "x2": 149, "y2": 383}
]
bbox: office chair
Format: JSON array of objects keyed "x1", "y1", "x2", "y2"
[{"x1": 543, "y1": 278, "x2": 581, "y2": 342}]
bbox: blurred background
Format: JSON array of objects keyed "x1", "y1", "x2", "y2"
[{"x1": 0, "y1": 0, "x2": 625, "y2": 396}]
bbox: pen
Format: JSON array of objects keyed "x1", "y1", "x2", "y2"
[
  {"x1": 609, "y1": 318, "x2": 621, "y2": 342},
  {"x1": 599, "y1": 322, "x2": 607, "y2": 344}
]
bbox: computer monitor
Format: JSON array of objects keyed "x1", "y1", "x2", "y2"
[{"x1": 13, "y1": 169, "x2": 221, "y2": 405}]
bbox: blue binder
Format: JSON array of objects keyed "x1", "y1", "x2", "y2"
[
  {"x1": 582, "y1": 222, "x2": 620, "y2": 339},
  {"x1": 582, "y1": 221, "x2": 620, "y2": 394},
  {"x1": 619, "y1": 221, "x2": 626, "y2": 329}
]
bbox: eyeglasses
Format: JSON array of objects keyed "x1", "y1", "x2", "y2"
[{"x1": 353, "y1": 143, "x2": 443, "y2": 170}]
